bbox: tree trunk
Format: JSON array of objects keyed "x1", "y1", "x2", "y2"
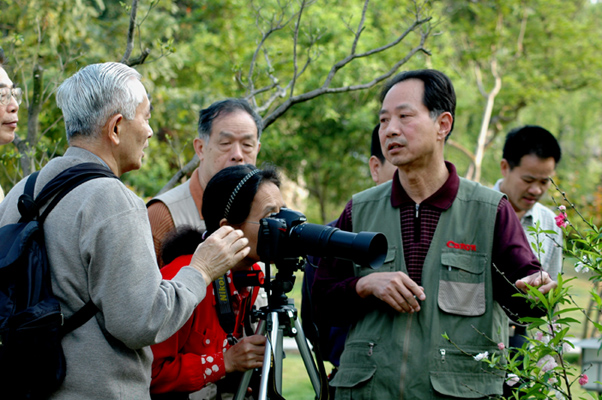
[{"x1": 467, "y1": 61, "x2": 501, "y2": 182}]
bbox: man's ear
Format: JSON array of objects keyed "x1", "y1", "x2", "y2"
[
  {"x1": 219, "y1": 218, "x2": 229, "y2": 227},
  {"x1": 369, "y1": 156, "x2": 381, "y2": 184},
  {"x1": 107, "y1": 114, "x2": 123, "y2": 146},
  {"x1": 437, "y1": 112, "x2": 453, "y2": 141},
  {"x1": 193, "y1": 137, "x2": 205, "y2": 162},
  {"x1": 500, "y1": 159, "x2": 510, "y2": 178}
]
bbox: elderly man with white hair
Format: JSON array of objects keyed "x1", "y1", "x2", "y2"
[{"x1": 0, "y1": 62, "x2": 250, "y2": 399}]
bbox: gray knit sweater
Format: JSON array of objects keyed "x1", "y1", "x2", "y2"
[{"x1": 0, "y1": 147, "x2": 207, "y2": 399}]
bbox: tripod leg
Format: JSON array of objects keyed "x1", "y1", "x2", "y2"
[
  {"x1": 273, "y1": 326, "x2": 284, "y2": 393},
  {"x1": 258, "y1": 311, "x2": 279, "y2": 400},
  {"x1": 293, "y1": 317, "x2": 322, "y2": 396},
  {"x1": 234, "y1": 319, "x2": 267, "y2": 400}
]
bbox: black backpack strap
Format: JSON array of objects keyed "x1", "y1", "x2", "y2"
[
  {"x1": 18, "y1": 163, "x2": 117, "y2": 223},
  {"x1": 36, "y1": 163, "x2": 118, "y2": 223},
  {"x1": 16, "y1": 171, "x2": 41, "y2": 221},
  {"x1": 24, "y1": 170, "x2": 40, "y2": 198},
  {"x1": 18, "y1": 163, "x2": 117, "y2": 335},
  {"x1": 60, "y1": 300, "x2": 99, "y2": 336}
]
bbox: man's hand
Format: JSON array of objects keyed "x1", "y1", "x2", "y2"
[
  {"x1": 189, "y1": 226, "x2": 250, "y2": 284},
  {"x1": 356, "y1": 272, "x2": 426, "y2": 313},
  {"x1": 224, "y1": 335, "x2": 266, "y2": 373},
  {"x1": 515, "y1": 271, "x2": 557, "y2": 295}
]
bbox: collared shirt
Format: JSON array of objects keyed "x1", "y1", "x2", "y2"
[
  {"x1": 313, "y1": 162, "x2": 542, "y2": 325},
  {"x1": 493, "y1": 179, "x2": 563, "y2": 280}
]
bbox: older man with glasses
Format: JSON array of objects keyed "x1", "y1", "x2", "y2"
[{"x1": 0, "y1": 48, "x2": 21, "y2": 201}]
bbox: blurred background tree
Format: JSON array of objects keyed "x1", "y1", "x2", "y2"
[{"x1": 1, "y1": 0, "x2": 602, "y2": 225}]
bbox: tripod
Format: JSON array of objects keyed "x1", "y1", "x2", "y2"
[{"x1": 234, "y1": 259, "x2": 326, "y2": 400}]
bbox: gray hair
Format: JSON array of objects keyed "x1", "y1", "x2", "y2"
[
  {"x1": 56, "y1": 62, "x2": 146, "y2": 141},
  {"x1": 197, "y1": 98, "x2": 263, "y2": 142}
]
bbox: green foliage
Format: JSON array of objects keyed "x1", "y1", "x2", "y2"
[
  {"x1": 2, "y1": 0, "x2": 602, "y2": 224},
  {"x1": 443, "y1": 196, "x2": 602, "y2": 399}
]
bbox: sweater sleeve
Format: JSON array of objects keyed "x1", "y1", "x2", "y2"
[{"x1": 79, "y1": 182, "x2": 206, "y2": 348}]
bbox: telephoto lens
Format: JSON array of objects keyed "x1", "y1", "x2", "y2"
[{"x1": 257, "y1": 208, "x2": 387, "y2": 268}]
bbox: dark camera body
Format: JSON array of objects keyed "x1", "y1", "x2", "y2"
[{"x1": 256, "y1": 208, "x2": 387, "y2": 269}]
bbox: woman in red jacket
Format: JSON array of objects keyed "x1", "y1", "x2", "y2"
[{"x1": 151, "y1": 164, "x2": 285, "y2": 400}]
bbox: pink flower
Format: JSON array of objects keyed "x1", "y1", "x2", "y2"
[
  {"x1": 537, "y1": 355, "x2": 558, "y2": 372},
  {"x1": 554, "y1": 212, "x2": 568, "y2": 228},
  {"x1": 579, "y1": 374, "x2": 589, "y2": 385},
  {"x1": 535, "y1": 331, "x2": 544, "y2": 341},
  {"x1": 558, "y1": 205, "x2": 566, "y2": 211},
  {"x1": 497, "y1": 342, "x2": 505, "y2": 351}
]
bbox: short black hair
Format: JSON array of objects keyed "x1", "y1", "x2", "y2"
[
  {"x1": 370, "y1": 124, "x2": 386, "y2": 163},
  {"x1": 202, "y1": 164, "x2": 281, "y2": 235},
  {"x1": 380, "y1": 69, "x2": 456, "y2": 138},
  {"x1": 161, "y1": 226, "x2": 204, "y2": 265},
  {"x1": 503, "y1": 125, "x2": 562, "y2": 169},
  {"x1": 198, "y1": 98, "x2": 263, "y2": 141}
]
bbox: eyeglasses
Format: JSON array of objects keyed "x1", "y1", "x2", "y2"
[
  {"x1": 245, "y1": 221, "x2": 261, "y2": 225},
  {"x1": 0, "y1": 87, "x2": 22, "y2": 106}
]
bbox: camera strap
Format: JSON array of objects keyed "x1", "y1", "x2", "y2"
[{"x1": 213, "y1": 274, "x2": 237, "y2": 345}]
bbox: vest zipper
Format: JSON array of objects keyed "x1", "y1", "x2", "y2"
[
  {"x1": 367, "y1": 342, "x2": 374, "y2": 356},
  {"x1": 414, "y1": 203, "x2": 420, "y2": 242},
  {"x1": 440, "y1": 348, "x2": 446, "y2": 362}
]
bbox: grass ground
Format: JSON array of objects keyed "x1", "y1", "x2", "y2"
[{"x1": 274, "y1": 262, "x2": 602, "y2": 399}]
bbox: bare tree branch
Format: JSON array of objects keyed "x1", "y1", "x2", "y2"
[
  {"x1": 350, "y1": 0, "x2": 370, "y2": 55},
  {"x1": 262, "y1": 21, "x2": 431, "y2": 129},
  {"x1": 121, "y1": 0, "x2": 139, "y2": 64},
  {"x1": 160, "y1": 1, "x2": 432, "y2": 194},
  {"x1": 516, "y1": 7, "x2": 528, "y2": 57},
  {"x1": 158, "y1": 154, "x2": 199, "y2": 195},
  {"x1": 247, "y1": 48, "x2": 287, "y2": 112},
  {"x1": 242, "y1": 0, "x2": 298, "y2": 109},
  {"x1": 447, "y1": 139, "x2": 476, "y2": 162},
  {"x1": 289, "y1": 0, "x2": 307, "y2": 98},
  {"x1": 469, "y1": 58, "x2": 502, "y2": 182},
  {"x1": 126, "y1": 48, "x2": 151, "y2": 67}
]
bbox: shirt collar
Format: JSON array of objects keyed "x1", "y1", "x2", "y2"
[
  {"x1": 66, "y1": 146, "x2": 111, "y2": 170},
  {"x1": 391, "y1": 161, "x2": 459, "y2": 210}
]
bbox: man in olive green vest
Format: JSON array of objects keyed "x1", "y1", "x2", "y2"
[{"x1": 313, "y1": 69, "x2": 556, "y2": 399}]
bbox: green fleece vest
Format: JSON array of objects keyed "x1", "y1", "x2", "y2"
[{"x1": 331, "y1": 178, "x2": 507, "y2": 400}]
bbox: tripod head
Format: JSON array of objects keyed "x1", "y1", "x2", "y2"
[{"x1": 264, "y1": 256, "x2": 304, "y2": 309}]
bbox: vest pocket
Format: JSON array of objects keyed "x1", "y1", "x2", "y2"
[
  {"x1": 430, "y1": 346, "x2": 504, "y2": 398},
  {"x1": 330, "y1": 340, "x2": 377, "y2": 398},
  {"x1": 438, "y1": 252, "x2": 487, "y2": 316}
]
